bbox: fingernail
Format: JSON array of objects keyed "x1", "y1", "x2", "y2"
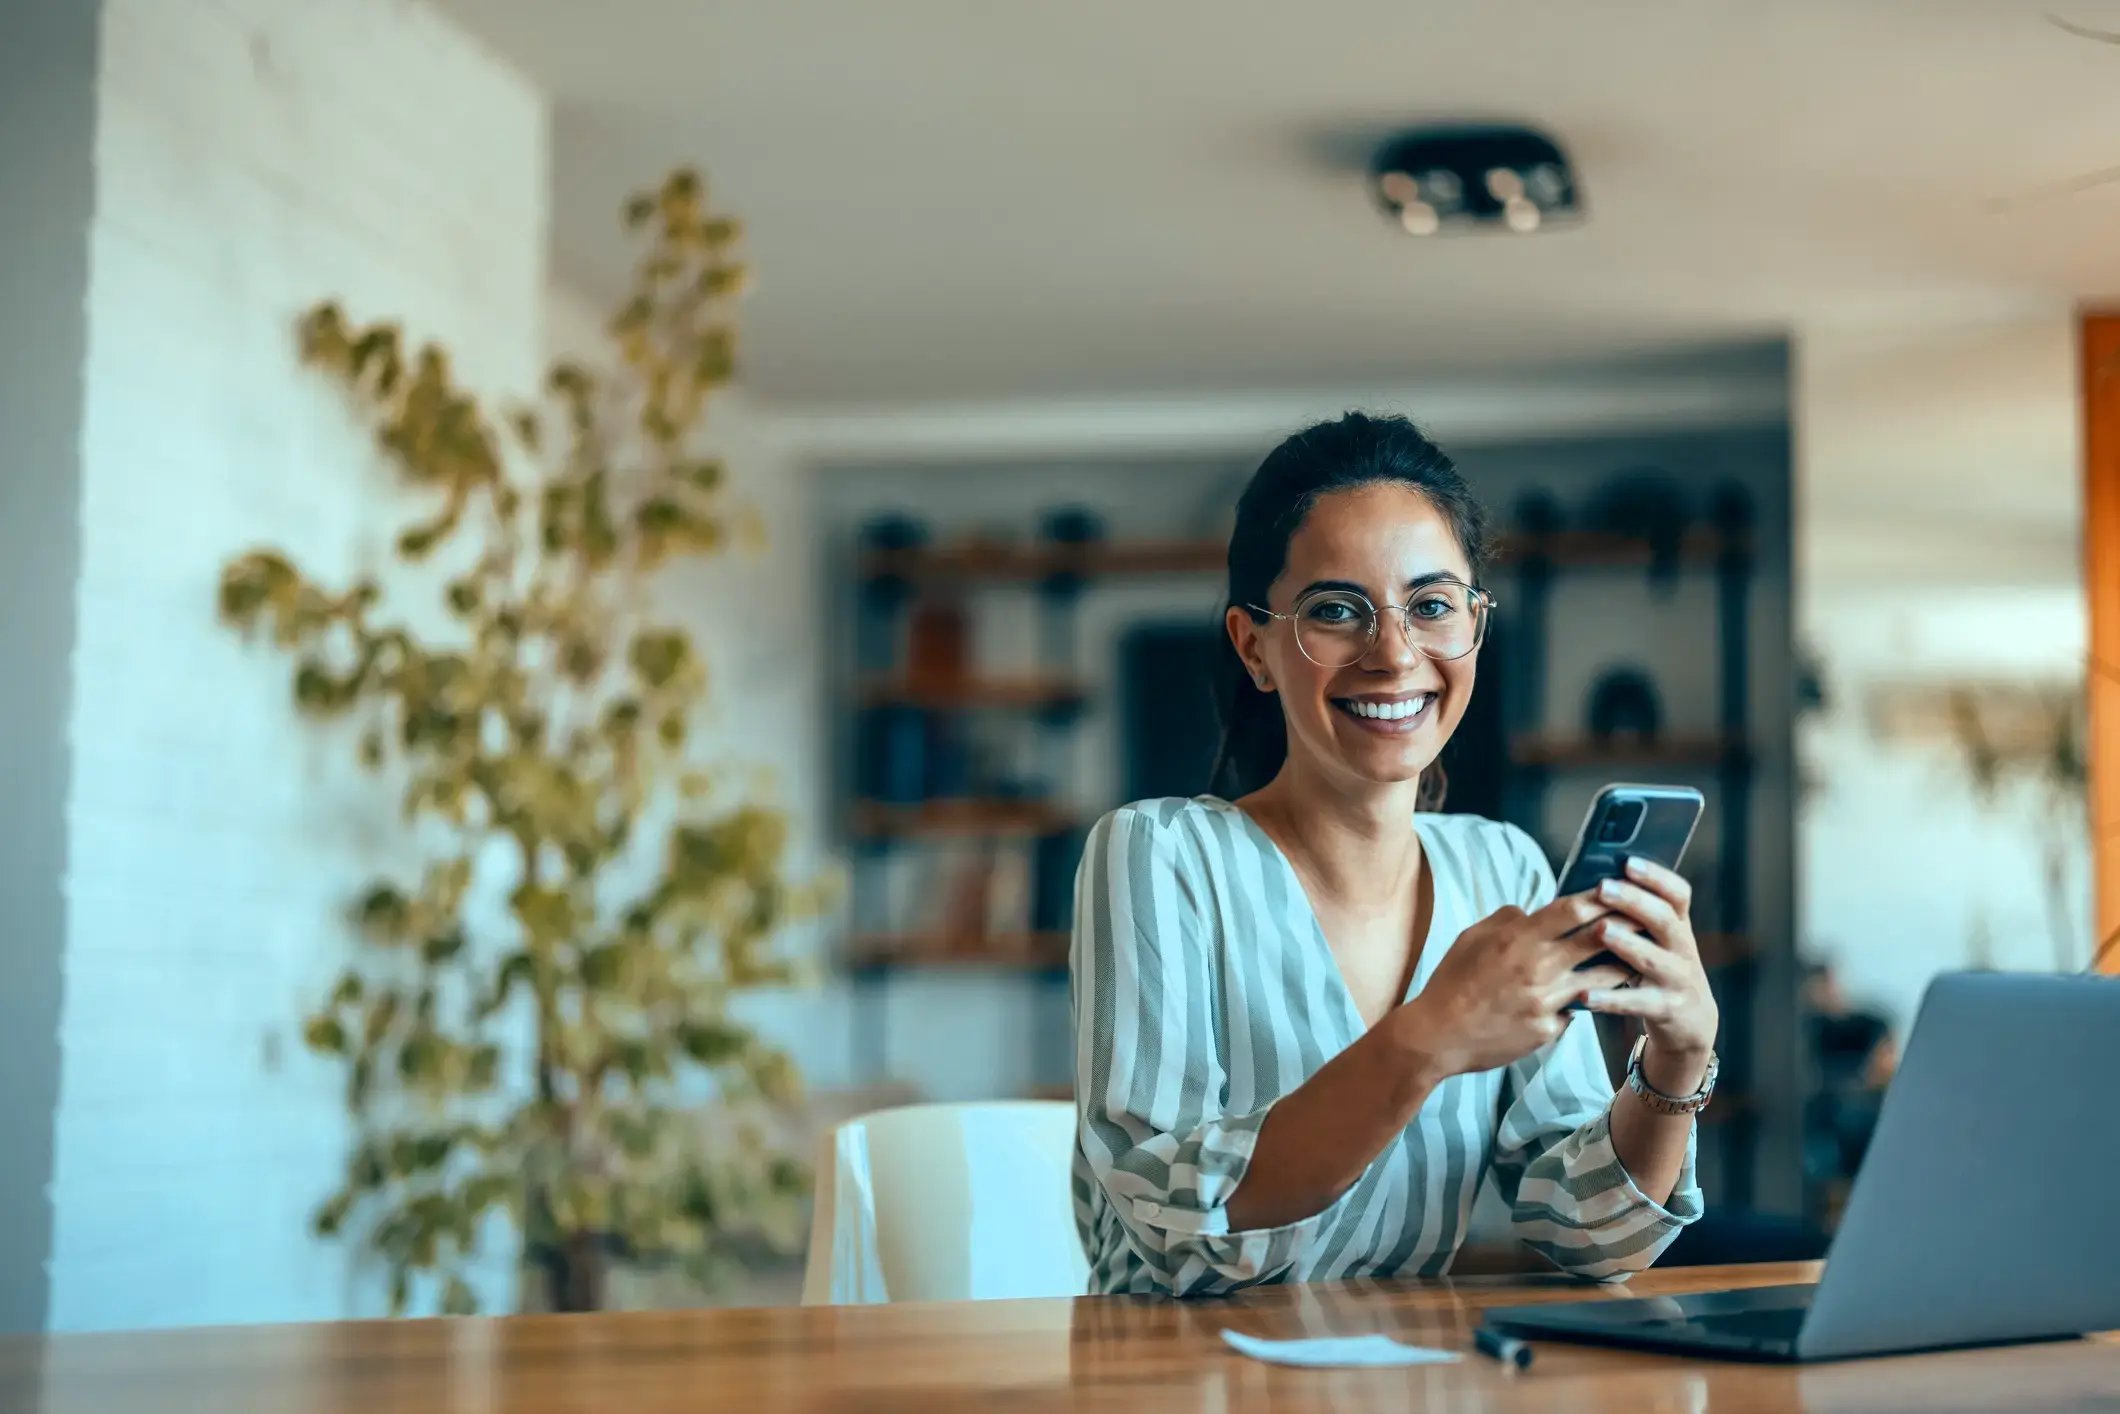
[
  {"x1": 1599, "y1": 878, "x2": 1622, "y2": 901},
  {"x1": 1624, "y1": 857, "x2": 1648, "y2": 878}
]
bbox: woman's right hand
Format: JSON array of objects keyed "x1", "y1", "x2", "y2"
[{"x1": 1392, "y1": 893, "x2": 1631, "y2": 1081}]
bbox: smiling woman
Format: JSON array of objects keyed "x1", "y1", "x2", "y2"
[{"x1": 1069, "y1": 413, "x2": 1720, "y2": 1297}]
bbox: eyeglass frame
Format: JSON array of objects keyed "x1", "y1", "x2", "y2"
[{"x1": 1243, "y1": 579, "x2": 1499, "y2": 667}]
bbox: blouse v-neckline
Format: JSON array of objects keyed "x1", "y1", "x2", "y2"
[{"x1": 1212, "y1": 796, "x2": 1448, "y2": 1036}]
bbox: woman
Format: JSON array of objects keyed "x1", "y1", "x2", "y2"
[{"x1": 1070, "y1": 413, "x2": 1719, "y2": 1297}]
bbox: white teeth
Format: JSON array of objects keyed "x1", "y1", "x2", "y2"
[{"x1": 1343, "y1": 695, "x2": 1432, "y2": 721}]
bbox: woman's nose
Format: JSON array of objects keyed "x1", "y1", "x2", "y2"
[{"x1": 1365, "y1": 605, "x2": 1427, "y2": 669}]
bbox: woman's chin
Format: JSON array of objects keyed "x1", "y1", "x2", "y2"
[
  {"x1": 1331, "y1": 737, "x2": 1439, "y2": 787},
  {"x1": 1313, "y1": 702, "x2": 1456, "y2": 785}
]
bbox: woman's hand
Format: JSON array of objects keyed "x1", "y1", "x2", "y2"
[
  {"x1": 1395, "y1": 892, "x2": 1632, "y2": 1081},
  {"x1": 1580, "y1": 858, "x2": 1720, "y2": 1092}
]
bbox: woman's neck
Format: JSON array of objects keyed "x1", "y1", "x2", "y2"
[{"x1": 1240, "y1": 760, "x2": 1426, "y2": 910}]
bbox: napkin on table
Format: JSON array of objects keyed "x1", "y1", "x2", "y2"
[{"x1": 1218, "y1": 1329, "x2": 1462, "y2": 1368}]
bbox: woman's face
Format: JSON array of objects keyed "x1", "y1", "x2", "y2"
[{"x1": 1227, "y1": 483, "x2": 1479, "y2": 792}]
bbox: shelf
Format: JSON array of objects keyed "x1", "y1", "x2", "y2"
[
  {"x1": 861, "y1": 538, "x2": 1223, "y2": 584},
  {"x1": 1509, "y1": 735, "x2": 1751, "y2": 770},
  {"x1": 1496, "y1": 527, "x2": 1750, "y2": 569},
  {"x1": 850, "y1": 798, "x2": 1078, "y2": 839},
  {"x1": 858, "y1": 675, "x2": 1087, "y2": 711},
  {"x1": 848, "y1": 932, "x2": 1070, "y2": 972},
  {"x1": 860, "y1": 529, "x2": 1750, "y2": 588}
]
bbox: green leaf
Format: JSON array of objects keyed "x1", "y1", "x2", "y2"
[
  {"x1": 421, "y1": 928, "x2": 466, "y2": 965},
  {"x1": 676, "y1": 1021, "x2": 748, "y2": 1066},
  {"x1": 579, "y1": 943, "x2": 626, "y2": 988},
  {"x1": 313, "y1": 1191, "x2": 353, "y2": 1238},
  {"x1": 400, "y1": 1032, "x2": 444, "y2": 1082},
  {"x1": 482, "y1": 952, "x2": 533, "y2": 1016},
  {"x1": 352, "y1": 885, "x2": 411, "y2": 942},
  {"x1": 441, "y1": 1276, "x2": 479, "y2": 1316},
  {"x1": 467, "y1": 1045, "x2": 500, "y2": 1090},
  {"x1": 627, "y1": 630, "x2": 690, "y2": 690},
  {"x1": 302, "y1": 1015, "x2": 348, "y2": 1056},
  {"x1": 346, "y1": 1054, "x2": 374, "y2": 1110},
  {"x1": 412, "y1": 1133, "x2": 453, "y2": 1171},
  {"x1": 459, "y1": 1171, "x2": 513, "y2": 1217},
  {"x1": 510, "y1": 885, "x2": 575, "y2": 949},
  {"x1": 363, "y1": 993, "x2": 400, "y2": 1046},
  {"x1": 768, "y1": 1156, "x2": 809, "y2": 1198},
  {"x1": 610, "y1": 1110, "x2": 661, "y2": 1159},
  {"x1": 329, "y1": 974, "x2": 364, "y2": 1008},
  {"x1": 397, "y1": 522, "x2": 442, "y2": 560}
]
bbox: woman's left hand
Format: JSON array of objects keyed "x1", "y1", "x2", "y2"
[{"x1": 1581, "y1": 858, "x2": 1719, "y2": 1091}]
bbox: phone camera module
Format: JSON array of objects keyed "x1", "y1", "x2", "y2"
[{"x1": 1595, "y1": 799, "x2": 1646, "y2": 846}]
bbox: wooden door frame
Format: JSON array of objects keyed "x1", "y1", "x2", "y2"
[{"x1": 2080, "y1": 311, "x2": 2120, "y2": 971}]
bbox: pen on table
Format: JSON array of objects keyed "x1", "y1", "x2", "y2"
[{"x1": 1473, "y1": 1326, "x2": 1534, "y2": 1370}]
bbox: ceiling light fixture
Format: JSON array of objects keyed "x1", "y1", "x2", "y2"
[{"x1": 1369, "y1": 125, "x2": 1583, "y2": 237}]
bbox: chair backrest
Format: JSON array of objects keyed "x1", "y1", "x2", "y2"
[{"x1": 800, "y1": 1100, "x2": 1088, "y2": 1304}]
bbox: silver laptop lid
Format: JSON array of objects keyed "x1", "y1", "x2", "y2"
[{"x1": 1800, "y1": 972, "x2": 2120, "y2": 1360}]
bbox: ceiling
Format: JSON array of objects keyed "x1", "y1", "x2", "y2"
[{"x1": 441, "y1": 0, "x2": 2120, "y2": 407}]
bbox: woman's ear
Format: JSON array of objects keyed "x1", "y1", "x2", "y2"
[{"x1": 1224, "y1": 604, "x2": 1274, "y2": 692}]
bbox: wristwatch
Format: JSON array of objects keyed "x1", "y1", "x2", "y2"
[{"x1": 1625, "y1": 1036, "x2": 1719, "y2": 1116}]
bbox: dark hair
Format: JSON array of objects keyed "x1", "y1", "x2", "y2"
[{"x1": 1209, "y1": 412, "x2": 1489, "y2": 801}]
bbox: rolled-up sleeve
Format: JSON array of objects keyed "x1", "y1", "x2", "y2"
[
  {"x1": 1071, "y1": 806, "x2": 1341, "y2": 1295},
  {"x1": 1492, "y1": 1007, "x2": 1704, "y2": 1280}
]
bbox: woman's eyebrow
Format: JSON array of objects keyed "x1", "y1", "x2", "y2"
[{"x1": 1294, "y1": 571, "x2": 1467, "y2": 598}]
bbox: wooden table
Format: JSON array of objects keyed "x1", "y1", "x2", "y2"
[{"x1": 5, "y1": 1263, "x2": 2118, "y2": 1413}]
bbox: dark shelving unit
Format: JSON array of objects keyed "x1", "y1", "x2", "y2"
[{"x1": 1506, "y1": 509, "x2": 1763, "y2": 1209}]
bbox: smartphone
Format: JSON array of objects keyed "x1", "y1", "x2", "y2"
[{"x1": 1553, "y1": 784, "x2": 1704, "y2": 1004}]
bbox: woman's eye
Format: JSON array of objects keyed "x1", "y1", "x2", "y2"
[
  {"x1": 1412, "y1": 596, "x2": 1458, "y2": 620},
  {"x1": 1306, "y1": 598, "x2": 1364, "y2": 623}
]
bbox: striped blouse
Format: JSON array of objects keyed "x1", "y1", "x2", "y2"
[{"x1": 1069, "y1": 795, "x2": 1701, "y2": 1297}]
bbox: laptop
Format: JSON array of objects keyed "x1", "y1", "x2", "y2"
[{"x1": 1482, "y1": 972, "x2": 2120, "y2": 1362}]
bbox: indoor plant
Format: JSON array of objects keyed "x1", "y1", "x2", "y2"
[{"x1": 219, "y1": 169, "x2": 820, "y2": 1314}]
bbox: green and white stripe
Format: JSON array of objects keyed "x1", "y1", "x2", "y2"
[{"x1": 1070, "y1": 796, "x2": 1701, "y2": 1297}]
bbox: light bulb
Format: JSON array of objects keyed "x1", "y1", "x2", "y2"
[
  {"x1": 1485, "y1": 167, "x2": 1524, "y2": 201},
  {"x1": 1379, "y1": 170, "x2": 1418, "y2": 205},
  {"x1": 1523, "y1": 163, "x2": 1568, "y2": 208},
  {"x1": 1504, "y1": 197, "x2": 1540, "y2": 232},
  {"x1": 1400, "y1": 201, "x2": 1440, "y2": 235}
]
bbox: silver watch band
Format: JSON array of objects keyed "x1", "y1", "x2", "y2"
[{"x1": 1625, "y1": 1036, "x2": 1719, "y2": 1116}]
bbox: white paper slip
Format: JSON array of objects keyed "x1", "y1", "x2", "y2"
[{"x1": 1219, "y1": 1329, "x2": 1463, "y2": 1368}]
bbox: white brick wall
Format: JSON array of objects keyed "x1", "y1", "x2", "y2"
[{"x1": 50, "y1": 0, "x2": 547, "y2": 1331}]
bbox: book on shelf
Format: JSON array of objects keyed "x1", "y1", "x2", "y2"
[{"x1": 859, "y1": 835, "x2": 1042, "y2": 963}]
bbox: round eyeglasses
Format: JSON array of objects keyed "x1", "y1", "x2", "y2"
[{"x1": 1248, "y1": 581, "x2": 1496, "y2": 669}]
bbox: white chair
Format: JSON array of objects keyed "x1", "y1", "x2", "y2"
[{"x1": 800, "y1": 1100, "x2": 1089, "y2": 1304}]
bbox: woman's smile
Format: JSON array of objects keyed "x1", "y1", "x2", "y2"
[{"x1": 1331, "y1": 689, "x2": 1439, "y2": 733}]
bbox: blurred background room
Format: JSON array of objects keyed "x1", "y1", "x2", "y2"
[{"x1": 4, "y1": 0, "x2": 2118, "y2": 1331}]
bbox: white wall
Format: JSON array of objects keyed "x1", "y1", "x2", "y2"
[
  {"x1": 1795, "y1": 315, "x2": 2088, "y2": 1031},
  {"x1": 48, "y1": 0, "x2": 547, "y2": 1331}
]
